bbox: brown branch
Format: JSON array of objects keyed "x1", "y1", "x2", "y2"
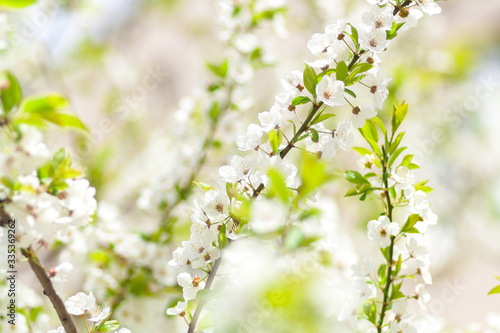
[{"x1": 21, "y1": 248, "x2": 78, "y2": 333}]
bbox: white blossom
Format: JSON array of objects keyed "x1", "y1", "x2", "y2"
[
  {"x1": 65, "y1": 291, "x2": 96, "y2": 316},
  {"x1": 166, "y1": 301, "x2": 187, "y2": 316},
  {"x1": 316, "y1": 76, "x2": 345, "y2": 107},
  {"x1": 367, "y1": 216, "x2": 400, "y2": 248},
  {"x1": 351, "y1": 104, "x2": 377, "y2": 128},
  {"x1": 333, "y1": 119, "x2": 354, "y2": 151},
  {"x1": 177, "y1": 272, "x2": 206, "y2": 300}
]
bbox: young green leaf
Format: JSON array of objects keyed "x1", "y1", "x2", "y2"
[
  {"x1": 344, "y1": 170, "x2": 370, "y2": 185},
  {"x1": 336, "y1": 61, "x2": 348, "y2": 82},
  {"x1": 391, "y1": 101, "x2": 408, "y2": 136},
  {"x1": 292, "y1": 96, "x2": 311, "y2": 106},
  {"x1": 303, "y1": 64, "x2": 318, "y2": 98},
  {"x1": 0, "y1": 71, "x2": 22, "y2": 114}
]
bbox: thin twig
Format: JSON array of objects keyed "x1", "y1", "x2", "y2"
[{"x1": 21, "y1": 248, "x2": 78, "y2": 333}]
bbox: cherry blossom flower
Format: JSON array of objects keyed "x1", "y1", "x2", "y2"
[
  {"x1": 359, "y1": 27, "x2": 390, "y2": 53},
  {"x1": 219, "y1": 154, "x2": 256, "y2": 183},
  {"x1": 258, "y1": 104, "x2": 282, "y2": 132},
  {"x1": 371, "y1": 77, "x2": 391, "y2": 109},
  {"x1": 351, "y1": 258, "x2": 374, "y2": 278},
  {"x1": 415, "y1": 283, "x2": 431, "y2": 309},
  {"x1": 236, "y1": 123, "x2": 264, "y2": 151},
  {"x1": 316, "y1": 76, "x2": 345, "y2": 107},
  {"x1": 177, "y1": 272, "x2": 206, "y2": 300},
  {"x1": 351, "y1": 104, "x2": 377, "y2": 128},
  {"x1": 416, "y1": 0, "x2": 442, "y2": 16},
  {"x1": 166, "y1": 301, "x2": 187, "y2": 316},
  {"x1": 362, "y1": 6, "x2": 394, "y2": 31},
  {"x1": 367, "y1": 216, "x2": 400, "y2": 248},
  {"x1": 357, "y1": 154, "x2": 376, "y2": 169},
  {"x1": 65, "y1": 291, "x2": 96, "y2": 316},
  {"x1": 333, "y1": 119, "x2": 354, "y2": 151}
]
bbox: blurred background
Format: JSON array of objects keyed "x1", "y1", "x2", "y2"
[{"x1": 3, "y1": 0, "x2": 500, "y2": 331}]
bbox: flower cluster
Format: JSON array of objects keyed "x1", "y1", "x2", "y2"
[{"x1": 168, "y1": 0, "x2": 443, "y2": 331}]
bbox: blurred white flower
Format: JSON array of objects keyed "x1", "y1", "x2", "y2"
[
  {"x1": 65, "y1": 291, "x2": 96, "y2": 316},
  {"x1": 166, "y1": 301, "x2": 187, "y2": 316}
]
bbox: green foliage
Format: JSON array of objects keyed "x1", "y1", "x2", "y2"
[
  {"x1": 488, "y1": 277, "x2": 500, "y2": 295},
  {"x1": 401, "y1": 214, "x2": 420, "y2": 234},
  {"x1": 207, "y1": 59, "x2": 228, "y2": 79},
  {"x1": 15, "y1": 94, "x2": 87, "y2": 130},
  {"x1": 268, "y1": 168, "x2": 290, "y2": 204},
  {"x1": 297, "y1": 153, "x2": 334, "y2": 199},
  {"x1": 193, "y1": 180, "x2": 216, "y2": 192},
  {"x1": 291, "y1": 96, "x2": 310, "y2": 106},
  {"x1": 37, "y1": 148, "x2": 82, "y2": 194},
  {"x1": 0, "y1": 0, "x2": 36, "y2": 8},
  {"x1": 303, "y1": 64, "x2": 318, "y2": 98},
  {"x1": 391, "y1": 101, "x2": 408, "y2": 137},
  {"x1": 336, "y1": 61, "x2": 348, "y2": 82},
  {"x1": 269, "y1": 129, "x2": 282, "y2": 155},
  {"x1": 0, "y1": 71, "x2": 22, "y2": 114}
]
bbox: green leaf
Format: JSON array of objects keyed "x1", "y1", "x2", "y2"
[
  {"x1": 389, "y1": 131, "x2": 405, "y2": 155},
  {"x1": 349, "y1": 24, "x2": 359, "y2": 49},
  {"x1": 366, "y1": 137, "x2": 382, "y2": 157},
  {"x1": 297, "y1": 153, "x2": 333, "y2": 198},
  {"x1": 39, "y1": 111, "x2": 87, "y2": 130},
  {"x1": 390, "y1": 282, "x2": 405, "y2": 301},
  {"x1": 352, "y1": 147, "x2": 373, "y2": 157},
  {"x1": 336, "y1": 61, "x2": 348, "y2": 82},
  {"x1": 0, "y1": 0, "x2": 36, "y2": 8},
  {"x1": 268, "y1": 168, "x2": 289, "y2": 203},
  {"x1": 388, "y1": 147, "x2": 407, "y2": 168},
  {"x1": 414, "y1": 180, "x2": 433, "y2": 193},
  {"x1": 0, "y1": 71, "x2": 22, "y2": 113},
  {"x1": 344, "y1": 170, "x2": 369, "y2": 185},
  {"x1": 303, "y1": 64, "x2": 318, "y2": 98},
  {"x1": 372, "y1": 117, "x2": 387, "y2": 136},
  {"x1": 309, "y1": 128, "x2": 319, "y2": 143},
  {"x1": 488, "y1": 285, "x2": 500, "y2": 295},
  {"x1": 218, "y1": 224, "x2": 229, "y2": 249},
  {"x1": 311, "y1": 113, "x2": 335, "y2": 125},
  {"x1": 362, "y1": 302, "x2": 377, "y2": 324},
  {"x1": 401, "y1": 214, "x2": 421, "y2": 234},
  {"x1": 269, "y1": 129, "x2": 280, "y2": 154},
  {"x1": 291, "y1": 96, "x2": 311, "y2": 106},
  {"x1": 98, "y1": 320, "x2": 120, "y2": 332},
  {"x1": 359, "y1": 120, "x2": 378, "y2": 143},
  {"x1": 208, "y1": 102, "x2": 220, "y2": 121},
  {"x1": 193, "y1": 181, "x2": 216, "y2": 191},
  {"x1": 284, "y1": 227, "x2": 304, "y2": 251},
  {"x1": 207, "y1": 59, "x2": 228, "y2": 79},
  {"x1": 344, "y1": 88, "x2": 356, "y2": 98},
  {"x1": 400, "y1": 154, "x2": 414, "y2": 167},
  {"x1": 391, "y1": 102, "x2": 408, "y2": 136},
  {"x1": 378, "y1": 263, "x2": 387, "y2": 283},
  {"x1": 22, "y1": 94, "x2": 68, "y2": 113}
]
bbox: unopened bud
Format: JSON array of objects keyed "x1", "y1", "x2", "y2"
[
  {"x1": 49, "y1": 268, "x2": 57, "y2": 278},
  {"x1": 367, "y1": 57, "x2": 374, "y2": 65},
  {"x1": 352, "y1": 106, "x2": 361, "y2": 115},
  {"x1": 370, "y1": 85, "x2": 377, "y2": 94},
  {"x1": 288, "y1": 105, "x2": 296, "y2": 112},
  {"x1": 321, "y1": 65, "x2": 329, "y2": 72},
  {"x1": 399, "y1": 8, "x2": 410, "y2": 18},
  {"x1": 337, "y1": 33, "x2": 345, "y2": 40}
]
